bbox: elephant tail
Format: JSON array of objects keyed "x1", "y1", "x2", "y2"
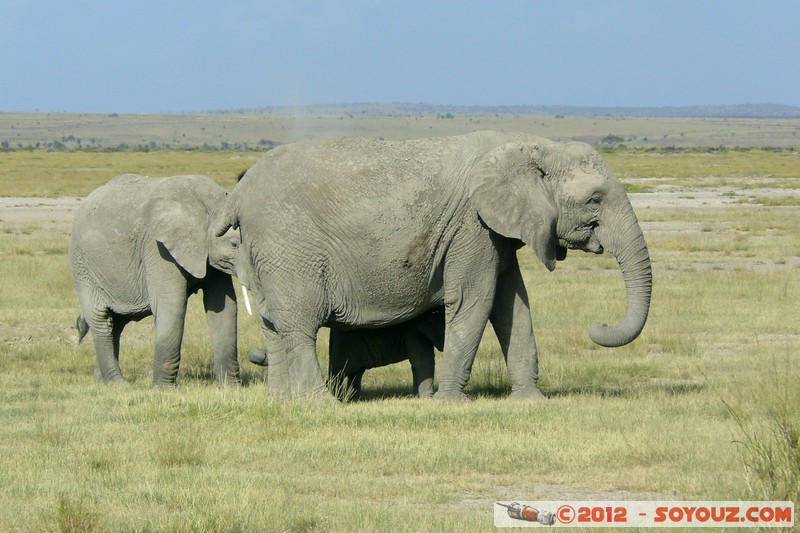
[{"x1": 76, "y1": 315, "x2": 90, "y2": 343}]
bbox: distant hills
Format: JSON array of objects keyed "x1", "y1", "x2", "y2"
[
  {"x1": 3, "y1": 105, "x2": 799, "y2": 151},
  {"x1": 216, "y1": 103, "x2": 800, "y2": 119}
]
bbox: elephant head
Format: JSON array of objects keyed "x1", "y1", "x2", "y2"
[
  {"x1": 470, "y1": 140, "x2": 652, "y2": 347},
  {"x1": 143, "y1": 177, "x2": 241, "y2": 279}
]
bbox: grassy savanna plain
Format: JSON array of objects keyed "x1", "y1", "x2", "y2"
[
  {"x1": 1, "y1": 118, "x2": 799, "y2": 531},
  {"x1": 3, "y1": 110, "x2": 800, "y2": 150}
]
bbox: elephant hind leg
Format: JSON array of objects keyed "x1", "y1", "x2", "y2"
[
  {"x1": 202, "y1": 272, "x2": 241, "y2": 387},
  {"x1": 85, "y1": 309, "x2": 127, "y2": 384}
]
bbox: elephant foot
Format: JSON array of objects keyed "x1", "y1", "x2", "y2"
[
  {"x1": 216, "y1": 367, "x2": 242, "y2": 387},
  {"x1": 95, "y1": 365, "x2": 127, "y2": 385},
  {"x1": 97, "y1": 374, "x2": 128, "y2": 386},
  {"x1": 509, "y1": 386, "x2": 547, "y2": 400},
  {"x1": 248, "y1": 348, "x2": 269, "y2": 366},
  {"x1": 416, "y1": 386, "x2": 435, "y2": 399},
  {"x1": 433, "y1": 390, "x2": 470, "y2": 402},
  {"x1": 414, "y1": 379, "x2": 435, "y2": 399}
]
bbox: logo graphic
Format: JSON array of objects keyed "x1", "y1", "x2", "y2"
[
  {"x1": 496, "y1": 502, "x2": 556, "y2": 525},
  {"x1": 494, "y1": 501, "x2": 794, "y2": 528}
]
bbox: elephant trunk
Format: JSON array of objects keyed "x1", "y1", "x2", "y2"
[{"x1": 590, "y1": 203, "x2": 652, "y2": 347}]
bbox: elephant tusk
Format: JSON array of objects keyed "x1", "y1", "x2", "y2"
[{"x1": 240, "y1": 283, "x2": 253, "y2": 315}]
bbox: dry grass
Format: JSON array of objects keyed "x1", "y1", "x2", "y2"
[
  {"x1": 0, "y1": 147, "x2": 798, "y2": 531},
  {"x1": 0, "y1": 150, "x2": 257, "y2": 197},
  {"x1": 2, "y1": 143, "x2": 796, "y2": 199},
  {"x1": 604, "y1": 148, "x2": 800, "y2": 180}
]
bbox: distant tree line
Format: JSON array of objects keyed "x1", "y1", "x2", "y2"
[
  {"x1": 0, "y1": 139, "x2": 278, "y2": 152},
  {"x1": 4, "y1": 138, "x2": 793, "y2": 155},
  {"x1": 596, "y1": 144, "x2": 796, "y2": 154}
]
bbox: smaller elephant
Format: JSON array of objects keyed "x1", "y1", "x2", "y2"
[
  {"x1": 69, "y1": 174, "x2": 241, "y2": 386},
  {"x1": 248, "y1": 309, "x2": 444, "y2": 399}
]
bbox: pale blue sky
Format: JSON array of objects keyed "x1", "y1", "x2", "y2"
[{"x1": 1, "y1": 0, "x2": 798, "y2": 112}]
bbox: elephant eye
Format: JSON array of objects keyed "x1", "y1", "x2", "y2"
[{"x1": 586, "y1": 193, "x2": 602, "y2": 205}]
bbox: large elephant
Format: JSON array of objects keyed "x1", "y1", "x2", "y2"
[
  {"x1": 216, "y1": 131, "x2": 652, "y2": 400},
  {"x1": 69, "y1": 174, "x2": 241, "y2": 386},
  {"x1": 248, "y1": 309, "x2": 445, "y2": 399}
]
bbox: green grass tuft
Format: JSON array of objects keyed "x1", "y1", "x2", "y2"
[{"x1": 56, "y1": 495, "x2": 99, "y2": 533}]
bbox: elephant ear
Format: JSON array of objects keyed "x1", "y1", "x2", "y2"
[
  {"x1": 142, "y1": 185, "x2": 209, "y2": 279},
  {"x1": 469, "y1": 142, "x2": 559, "y2": 271}
]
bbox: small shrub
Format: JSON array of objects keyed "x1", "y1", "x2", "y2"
[{"x1": 721, "y1": 390, "x2": 800, "y2": 505}]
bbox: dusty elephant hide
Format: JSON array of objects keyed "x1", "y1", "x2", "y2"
[
  {"x1": 69, "y1": 174, "x2": 242, "y2": 386},
  {"x1": 218, "y1": 131, "x2": 651, "y2": 400}
]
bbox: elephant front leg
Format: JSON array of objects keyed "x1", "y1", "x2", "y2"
[
  {"x1": 434, "y1": 286, "x2": 495, "y2": 402},
  {"x1": 261, "y1": 319, "x2": 290, "y2": 399},
  {"x1": 152, "y1": 298, "x2": 188, "y2": 387},
  {"x1": 203, "y1": 273, "x2": 241, "y2": 386},
  {"x1": 434, "y1": 236, "x2": 501, "y2": 401},
  {"x1": 491, "y1": 258, "x2": 545, "y2": 399},
  {"x1": 284, "y1": 330, "x2": 330, "y2": 400}
]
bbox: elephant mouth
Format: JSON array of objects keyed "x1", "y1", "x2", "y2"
[
  {"x1": 559, "y1": 237, "x2": 603, "y2": 255},
  {"x1": 583, "y1": 241, "x2": 604, "y2": 254}
]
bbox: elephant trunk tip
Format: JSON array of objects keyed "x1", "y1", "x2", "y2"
[
  {"x1": 589, "y1": 322, "x2": 641, "y2": 348},
  {"x1": 587, "y1": 276, "x2": 651, "y2": 348},
  {"x1": 212, "y1": 192, "x2": 239, "y2": 237}
]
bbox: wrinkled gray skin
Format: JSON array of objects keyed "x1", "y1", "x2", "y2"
[
  {"x1": 216, "y1": 131, "x2": 652, "y2": 401},
  {"x1": 249, "y1": 309, "x2": 445, "y2": 399},
  {"x1": 69, "y1": 174, "x2": 241, "y2": 387}
]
